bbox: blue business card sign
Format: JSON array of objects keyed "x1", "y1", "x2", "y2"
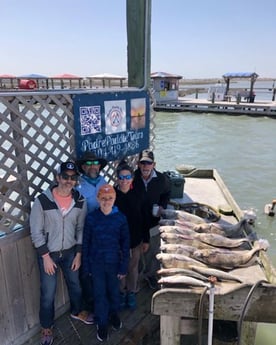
[{"x1": 73, "y1": 90, "x2": 150, "y2": 161}]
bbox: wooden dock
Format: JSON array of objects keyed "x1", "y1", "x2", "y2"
[
  {"x1": 154, "y1": 98, "x2": 276, "y2": 117},
  {"x1": 22, "y1": 282, "x2": 160, "y2": 345},
  {"x1": 152, "y1": 169, "x2": 276, "y2": 345}
]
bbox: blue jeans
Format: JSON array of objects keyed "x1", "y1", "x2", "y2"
[
  {"x1": 38, "y1": 248, "x2": 82, "y2": 328},
  {"x1": 92, "y1": 262, "x2": 120, "y2": 327}
]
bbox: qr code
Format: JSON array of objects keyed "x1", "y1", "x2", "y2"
[{"x1": 80, "y1": 106, "x2": 101, "y2": 135}]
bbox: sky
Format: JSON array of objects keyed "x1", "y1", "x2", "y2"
[{"x1": 1, "y1": 0, "x2": 276, "y2": 79}]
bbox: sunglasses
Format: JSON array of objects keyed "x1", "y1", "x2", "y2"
[
  {"x1": 118, "y1": 174, "x2": 132, "y2": 180},
  {"x1": 60, "y1": 173, "x2": 78, "y2": 181},
  {"x1": 140, "y1": 161, "x2": 153, "y2": 165},
  {"x1": 84, "y1": 160, "x2": 100, "y2": 166}
]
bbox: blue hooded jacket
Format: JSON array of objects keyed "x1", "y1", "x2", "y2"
[{"x1": 82, "y1": 206, "x2": 130, "y2": 275}]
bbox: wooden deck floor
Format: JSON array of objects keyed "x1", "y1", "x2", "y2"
[{"x1": 22, "y1": 282, "x2": 160, "y2": 345}]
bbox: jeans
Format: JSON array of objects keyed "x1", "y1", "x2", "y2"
[
  {"x1": 38, "y1": 248, "x2": 82, "y2": 328},
  {"x1": 91, "y1": 262, "x2": 120, "y2": 327},
  {"x1": 143, "y1": 226, "x2": 160, "y2": 278},
  {"x1": 120, "y1": 243, "x2": 142, "y2": 293}
]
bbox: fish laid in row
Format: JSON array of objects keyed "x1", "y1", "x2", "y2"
[
  {"x1": 156, "y1": 253, "x2": 207, "y2": 269},
  {"x1": 157, "y1": 267, "x2": 209, "y2": 281},
  {"x1": 158, "y1": 275, "x2": 210, "y2": 287},
  {"x1": 192, "y1": 239, "x2": 269, "y2": 269}
]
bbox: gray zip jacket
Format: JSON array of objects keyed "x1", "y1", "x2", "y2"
[{"x1": 30, "y1": 186, "x2": 87, "y2": 256}]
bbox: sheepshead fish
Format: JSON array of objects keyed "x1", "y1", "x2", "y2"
[
  {"x1": 190, "y1": 265, "x2": 243, "y2": 283},
  {"x1": 160, "y1": 232, "x2": 213, "y2": 249},
  {"x1": 161, "y1": 209, "x2": 206, "y2": 224},
  {"x1": 157, "y1": 267, "x2": 209, "y2": 281},
  {"x1": 156, "y1": 253, "x2": 207, "y2": 269},
  {"x1": 192, "y1": 239, "x2": 269, "y2": 269},
  {"x1": 159, "y1": 225, "x2": 196, "y2": 237},
  {"x1": 194, "y1": 233, "x2": 250, "y2": 248},
  {"x1": 160, "y1": 243, "x2": 196, "y2": 256},
  {"x1": 158, "y1": 275, "x2": 209, "y2": 287}
]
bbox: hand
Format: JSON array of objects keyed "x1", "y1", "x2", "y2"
[
  {"x1": 142, "y1": 242, "x2": 150, "y2": 253},
  {"x1": 157, "y1": 206, "x2": 164, "y2": 217},
  {"x1": 43, "y1": 255, "x2": 57, "y2": 275},
  {"x1": 71, "y1": 252, "x2": 81, "y2": 271},
  {"x1": 117, "y1": 274, "x2": 126, "y2": 280}
]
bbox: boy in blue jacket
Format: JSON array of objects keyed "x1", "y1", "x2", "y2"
[{"x1": 82, "y1": 184, "x2": 130, "y2": 342}]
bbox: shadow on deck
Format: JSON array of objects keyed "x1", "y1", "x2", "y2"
[{"x1": 22, "y1": 283, "x2": 160, "y2": 345}]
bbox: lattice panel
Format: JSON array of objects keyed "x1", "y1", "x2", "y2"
[
  {"x1": 0, "y1": 93, "x2": 75, "y2": 235},
  {"x1": 0, "y1": 92, "x2": 156, "y2": 237}
]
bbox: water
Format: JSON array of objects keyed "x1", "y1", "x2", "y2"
[
  {"x1": 181, "y1": 79, "x2": 276, "y2": 102},
  {"x1": 153, "y1": 111, "x2": 276, "y2": 344}
]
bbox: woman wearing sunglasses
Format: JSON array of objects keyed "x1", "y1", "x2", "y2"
[{"x1": 114, "y1": 160, "x2": 148, "y2": 310}]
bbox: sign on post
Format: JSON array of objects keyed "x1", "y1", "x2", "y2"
[{"x1": 73, "y1": 90, "x2": 150, "y2": 161}]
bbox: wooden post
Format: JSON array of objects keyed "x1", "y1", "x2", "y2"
[
  {"x1": 160, "y1": 315, "x2": 181, "y2": 345},
  {"x1": 127, "y1": 0, "x2": 151, "y2": 88}
]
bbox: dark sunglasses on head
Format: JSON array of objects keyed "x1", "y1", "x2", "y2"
[
  {"x1": 140, "y1": 161, "x2": 153, "y2": 165},
  {"x1": 60, "y1": 173, "x2": 78, "y2": 181},
  {"x1": 85, "y1": 160, "x2": 100, "y2": 166},
  {"x1": 118, "y1": 174, "x2": 132, "y2": 180}
]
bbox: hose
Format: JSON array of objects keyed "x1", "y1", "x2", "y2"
[
  {"x1": 197, "y1": 286, "x2": 209, "y2": 345},
  {"x1": 237, "y1": 279, "x2": 268, "y2": 345}
]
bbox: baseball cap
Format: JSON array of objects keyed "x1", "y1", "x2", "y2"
[
  {"x1": 97, "y1": 184, "x2": 116, "y2": 198},
  {"x1": 57, "y1": 161, "x2": 79, "y2": 175},
  {"x1": 139, "y1": 149, "x2": 154, "y2": 163}
]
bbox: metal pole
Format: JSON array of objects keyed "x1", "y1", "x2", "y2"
[{"x1": 208, "y1": 277, "x2": 217, "y2": 345}]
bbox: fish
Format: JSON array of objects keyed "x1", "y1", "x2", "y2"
[
  {"x1": 158, "y1": 275, "x2": 210, "y2": 287},
  {"x1": 157, "y1": 267, "x2": 209, "y2": 281},
  {"x1": 190, "y1": 265, "x2": 243, "y2": 283},
  {"x1": 156, "y1": 253, "x2": 207, "y2": 269},
  {"x1": 193, "y1": 223, "x2": 226, "y2": 236},
  {"x1": 161, "y1": 209, "x2": 207, "y2": 224},
  {"x1": 160, "y1": 243, "x2": 196, "y2": 256},
  {"x1": 159, "y1": 225, "x2": 196, "y2": 237},
  {"x1": 192, "y1": 239, "x2": 269, "y2": 269},
  {"x1": 159, "y1": 218, "x2": 198, "y2": 229},
  {"x1": 193, "y1": 232, "x2": 250, "y2": 248},
  {"x1": 160, "y1": 232, "x2": 214, "y2": 249}
]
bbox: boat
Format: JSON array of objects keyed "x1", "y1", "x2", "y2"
[{"x1": 152, "y1": 168, "x2": 276, "y2": 345}]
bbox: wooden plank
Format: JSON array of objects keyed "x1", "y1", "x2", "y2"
[
  {"x1": 160, "y1": 315, "x2": 181, "y2": 345},
  {"x1": 1, "y1": 242, "x2": 28, "y2": 343},
  {"x1": 0, "y1": 247, "x2": 14, "y2": 345},
  {"x1": 17, "y1": 236, "x2": 40, "y2": 329}
]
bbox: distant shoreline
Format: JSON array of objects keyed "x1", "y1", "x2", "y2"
[{"x1": 180, "y1": 77, "x2": 275, "y2": 85}]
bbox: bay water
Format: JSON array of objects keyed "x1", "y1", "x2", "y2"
[{"x1": 153, "y1": 111, "x2": 276, "y2": 344}]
